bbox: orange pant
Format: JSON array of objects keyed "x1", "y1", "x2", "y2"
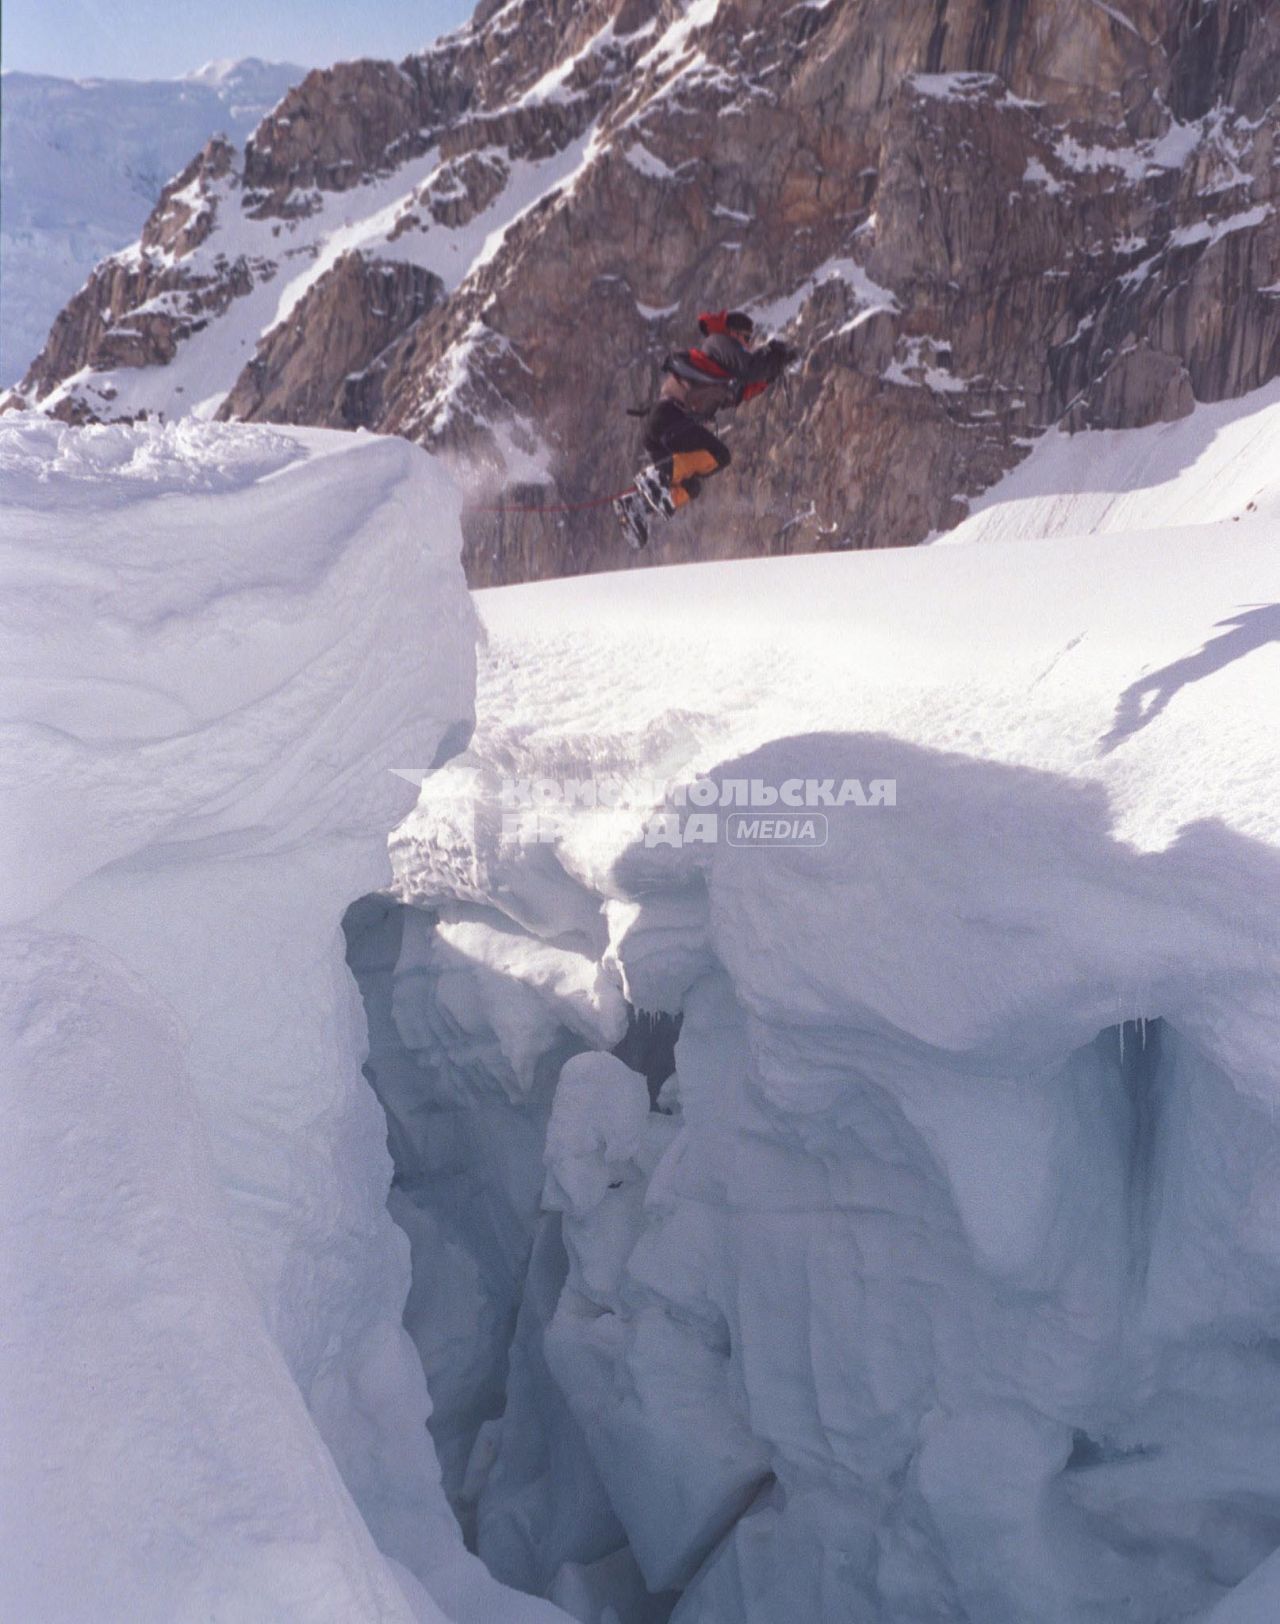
[{"x1": 668, "y1": 449, "x2": 722, "y2": 508}]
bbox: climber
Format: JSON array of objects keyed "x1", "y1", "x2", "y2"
[{"x1": 614, "y1": 309, "x2": 797, "y2": 549}]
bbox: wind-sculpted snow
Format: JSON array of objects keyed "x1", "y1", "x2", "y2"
[
  {"x1": 0, "y1": 413, "x2": 307, "y2": 505},
  {"x1": 0, "y1": 417, "x2": 571, "y2": 1622},
  {"x1": 375, "y1": 387, "x2": 1280, "y2": 1622}
]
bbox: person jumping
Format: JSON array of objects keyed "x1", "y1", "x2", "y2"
[{"x1": 615, "y1": 309, "x2": 797, "y2": 550}]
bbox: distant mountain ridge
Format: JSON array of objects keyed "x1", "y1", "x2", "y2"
[
  {"x1": 0, "y1": 58, "x2": 302, "y2": 382},
  {"x1": 6, "y1": 1, "x2": 1280, "y2": 585}
]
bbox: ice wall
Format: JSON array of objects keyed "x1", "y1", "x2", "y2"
[
  {"x1": 342, "y1": 894, "x2": 626, "y2": 1532},
  {"x1": 0, "y1": 418, "x2": 565, "y2": 1622}
]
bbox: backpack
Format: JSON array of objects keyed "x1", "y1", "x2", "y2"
[
  {"x1": 659, "y1": 359, "x2": 736, "y2": 418},
  {"x1": 661, "y1": 313, "x2": 742, "y2": 416}
]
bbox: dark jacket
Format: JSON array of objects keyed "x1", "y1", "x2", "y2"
[{"x1": 660, "y1": 321, "x2": 790, "y2": 419}]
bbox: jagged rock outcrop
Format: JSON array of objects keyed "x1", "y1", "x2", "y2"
[
  {"x1": 219, "y1": 255, "x2": 444, "y2": 425},
  {"x1": 8, "y1": 0, "x2": 1280, "y2": 581},
  {"x1": 14, "y1": 136, "x2": 256, "y2": 421}
]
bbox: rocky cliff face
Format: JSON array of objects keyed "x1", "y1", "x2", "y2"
[{"x1": 8, "y1": 0, "x2": 1280, "y2": 582}]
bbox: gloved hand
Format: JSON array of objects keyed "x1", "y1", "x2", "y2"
[{"x1": 764, "y1": 338, "x2": 799, "y2": 374}]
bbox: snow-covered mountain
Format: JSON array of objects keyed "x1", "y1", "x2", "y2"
[
  {"x1": 6, "y1": 0, "x2": 1279, "y2": 584},
  {"x1": 0, "y1": 59, "x2": 301, "y2": 384},
  {"x1": 3, "y1": 376, "x2": 1278, "y2": 1619}
]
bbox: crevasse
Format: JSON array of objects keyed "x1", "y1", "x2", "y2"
[{"x1": 352, "y1": 750, "x2": 1280, "y2": 1624}]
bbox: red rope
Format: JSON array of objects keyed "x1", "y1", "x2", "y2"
[{"x1": 468, "y1": 483, "x2": 636, "y2": 516}]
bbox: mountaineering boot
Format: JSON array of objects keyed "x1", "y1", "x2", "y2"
[
  {"x1": 613, "y1": 489, "x2": 650, "y2": 550},
  {"x1": 622, "y1": 449, "x2": 721, "y2": 546},
  {"x1": 634, "y1": 463, "x2": 680, "y2": 518}
]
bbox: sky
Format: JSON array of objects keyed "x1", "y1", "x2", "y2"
[{"x1": 2, "y1": 0, "x2": 478, "y2": 81}]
